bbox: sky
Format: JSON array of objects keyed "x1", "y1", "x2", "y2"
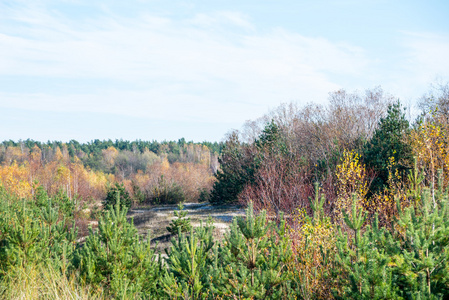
[{"x1": 1, "y1": 0, "x2": 449, "y2": 143}]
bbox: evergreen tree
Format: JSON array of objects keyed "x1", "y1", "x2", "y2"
[
  {"x1": 0, "y1": 189, "x2": 77, "y2": 277},
  {"x1": 161, "y1": 220, "x2": 216, "y2": 299},
  {"x1": 211, "y1": 203, "x2": 294, "y2": 299},
  {"x1": 209, "y1": 131, "x2": 257, "y2": 204},
  {"x1": 74, "y1": 196, "x2": 161, "y2": 298},
  {"x1": 334, "y1": 168, "x2": 449, "y2": 299},
  {"x1": 166, "y1": 203, "x2": 192, "y2": 235},
  {"x1": 103, "y1": 182, "x2": 132, "y2": 211},
  {"x1": 364, "y1": 101, "x2": 413, "y2": 193},
  {"x1": 255, "y1": 120, "x2": 282, "y2": 151},
  {"x1": 210, "y1": 121, "x2": 283, "y2": 205},
  {"x1": 334, "y1": 196, "x2": 398, "y2": 299},
  {"x1": 390, "y1": 186, "x2": 449, "y2": 298}
]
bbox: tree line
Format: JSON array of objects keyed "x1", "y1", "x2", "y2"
[
  {"x1": 1, "y1": 83, "x2": 449, "y2": 298},
  {"x1": 0, "y1": 138, "x2": 221, "y2": 173},
  {"x1": 209, "y1": 85, "x2": 447, "y2": 215},
  {"x1": 0, "y1": 138, "x2": 220, "y2": 201}
]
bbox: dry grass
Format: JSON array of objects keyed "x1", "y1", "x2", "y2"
[{"x1": 0, "y1": 264, "x2": 104, "y2": 300}]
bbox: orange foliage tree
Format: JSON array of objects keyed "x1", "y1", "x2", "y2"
[{"x1": 0, "y1": 146, "x2": 112, "y2": 201}]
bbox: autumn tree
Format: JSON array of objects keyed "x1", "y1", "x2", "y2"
[
  {"x1": 418, "y1": 81, "x2": 449, "y2": 125},
  {"x1": 412, "y1": 82, "x2": 449, "y2": 192},
  {"x1": 327, "y1": 86, "x2": 393, "y2": 149}
]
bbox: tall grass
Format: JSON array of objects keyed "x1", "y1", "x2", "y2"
[{"x1": 0, "y1": 264, "x2": 104, "y2": 300}]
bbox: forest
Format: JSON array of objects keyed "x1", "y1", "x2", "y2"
[{"x1": 1, "y1": 84, "x2": 449, "y2": 299}]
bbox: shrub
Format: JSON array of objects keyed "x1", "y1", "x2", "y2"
[
  {"x1": 197, "y1": 188, "x2": 210, "y2": 203},
  {"x1": 150, "y1": 175, "x2": 185, "y2": 205},
  {"x1": 131, "y1": 181, "x2": 145, "y2": 204},
  {"x1": 335, "y1": 149, "x2": 371, "y2": 223},
  {"x1": 166, "y1": 203, "x2": 192, "y2": 235},
  {"x1": 103, "y1": 182, "x2": 131, "y2": 211},
  {"x1": 289, "y1": 184, "x2": 339, "y2": 299}
]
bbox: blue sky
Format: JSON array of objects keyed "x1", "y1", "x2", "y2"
[{"x1": 1, "y1": 0, "x2": 449, "y2": 143}]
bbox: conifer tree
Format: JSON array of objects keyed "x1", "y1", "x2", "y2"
[
  {"x1": 0, "y1": 189, "x2": 77, "y2": 277},
  {"x1": 166, "y1": 203, "x2": 192, "y2": 235},
  {"x1": 390, "y1": 187, "x2": 449, "y2": 298},
  {"x1": 364, "y1": 101, "x2": 413, "y2": 193},
  {"x1": 334, "y1": 196, "x2": 398, "y2": 299},
  {"x1": 211, "y1": 203, "x2": 293, "y2": 299},
  {"x1": 334, "y1": 168, "x2": 449, "y2": 299},
  {"x1": 74, "y1": 196, "x2": 161, "y2": 298},
  {"x1": 209, "y1": 131, "x2": 257, "y2": 204},
  {"x1": 161, "y1": 220, "x2": 215, "y2": 299},
  {"x1": 103, "y1": 182, "x2": 132, "y2": 211}
]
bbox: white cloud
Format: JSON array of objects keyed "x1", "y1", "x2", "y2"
[
  {"x1": 378, "y1": 31, "x2": 449, "y2": 104},
  {"x1": 188, "y1": 11, "x2": 255, "y2": 32},
  {"x1": 0, "y1": 1, "x2": 374, "y2": 126},
  {"x1": 402, "y1": 32, "x2": 449, "y2": 81}
]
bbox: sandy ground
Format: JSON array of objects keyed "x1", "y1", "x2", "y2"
[{"x1": 127, "y1": 202, "x2": 245, "y2": 253}]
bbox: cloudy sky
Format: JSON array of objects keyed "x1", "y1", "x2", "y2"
[{"x1": 1, "y1": 0, "x2": 448, "y2": 143}]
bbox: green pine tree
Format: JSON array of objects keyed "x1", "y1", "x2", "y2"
[
  {"x1": 364, "y1": 101, "x2": 413, "y2": 194},
  {"x1": 390, "y1": 186, "x2": 449, "y2": 298},
  {"x1": 74, "y1": 195, "x2": 161, "y2": 298},
  {"x1": 211, "y1": 203, "x2": 294, "y2": 299},
  {"x1": 161, "y1": 220, "x2": 216, "y2": 299},
  {"x1": 334, "y1": 197, "x2": 398, "y2": 299},
  {"x1": 103, "y1": 182, "x2": 132, "y2": 211},
  {"x1": 166, "y1": 203, "x2": 192, "y2": 235},
  {"x1": 333, "y1": 168, "x2": 449, "y2": 299},
  {"x1": 209, "y1": 131, "x2": 258, "y2": 205},
  {"x1": 0, "y1": 188, "x2": 77, "y2": 277}
]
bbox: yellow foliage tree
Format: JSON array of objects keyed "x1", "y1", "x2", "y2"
[
  {"x1": 54, "y1": 146, "x2": 64, "y2": 162},
  {"x1": 160, "y1": 157, "x2": 170, "y2": 171},
  {"x1": 0, "y1": 145, "x2": 113, "y2": 201},
  {"x1": 335, "y1": 149, "x2": 368, "y2": 221},
  {"x1": 410, "y1": 120, "x2": 449, "y2": 191},
  {"x1": 0, "y1": 162, "x2": 33, "y2": 198},
  {"x1": 101, "y1": 146, "x2": 118, "y2": 169}
]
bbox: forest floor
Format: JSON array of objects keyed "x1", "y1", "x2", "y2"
[{"x1": 127, "y1": 203, "x2": 245, "y2": 253}]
